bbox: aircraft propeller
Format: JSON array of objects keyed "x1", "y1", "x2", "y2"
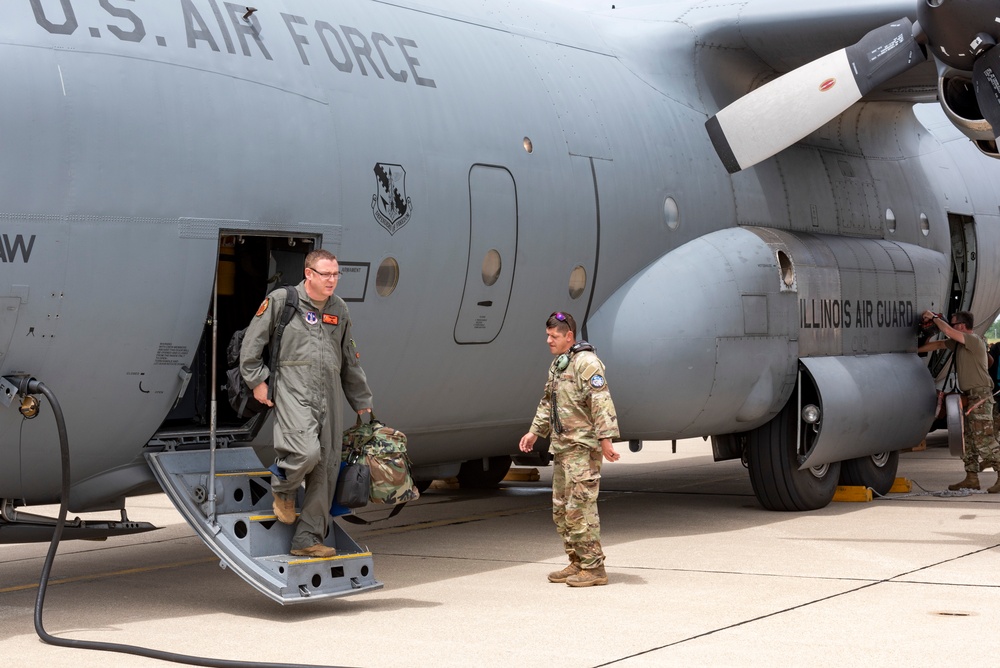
[{"x1": 706, "y1": 0, "x2": 1000, "y2": 173}]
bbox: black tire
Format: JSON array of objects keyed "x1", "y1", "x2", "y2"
[
  {"x1": 456, "y1": 455, "x2": 513, "y2": 489},
  {"x1": 746, "y1": 399, "x2": 841, "y2": 511},
  {"x1": 414, "y1": 479, "x2": 433, "y2": 494},
  {"x1": 839, "y1": 451, "x2": 899, "y2": 496}
]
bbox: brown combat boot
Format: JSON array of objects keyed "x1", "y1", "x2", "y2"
[
  {"x1": 566, "y1": 565, "x2": 608, "y2": 587},
  {"x1": 290, "y1": 543, "x2": 337, "y2": 558},
  {"x1": 273, "y1": 494, "x2": 296, "y2": 524},
  {"x1": 948, "y1": 472, "x2": 980, "y2": 491},
  {"x1": 988, "y1": 476, "x2": 1000, "y2": 494},
  {"x1": 548, "y1": 562, "x2": 582, "y2": 583}
]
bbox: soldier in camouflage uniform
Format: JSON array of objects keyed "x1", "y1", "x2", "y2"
[
  {"x1": 918, "y1": 310, "x2": 1000, "y2": 492},
  {"x1": 241, "y1": 250, "x2": 373, "y2": 557},
  {"x1": 989, "y1": 341, "x2": 1000, "y2": 438},
  {"x1": 519, "y1": 312, "x2": 620, "y2": 587}
]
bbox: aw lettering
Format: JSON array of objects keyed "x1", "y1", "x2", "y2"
[
  {"x1": 0, "y1": 234, "x2": 36, "y2": 263},
  {"x1": 799, "y1": 299, "x2": 914, "y2": 329},
  {"x1": 27, "y1": 0, "x2": 436, "y2": 88}
]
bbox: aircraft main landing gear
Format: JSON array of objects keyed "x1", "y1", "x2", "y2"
[
  {"x1": 839, "y1": 451, "x2": 900, "y2": 496},
  {"x1": 746, "y1": 398, "x2": 840, "y2": 511}
]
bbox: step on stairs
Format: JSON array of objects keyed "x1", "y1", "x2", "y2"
[{"x1": 146, "y1": 447, "x2": 381, "y2": 604}]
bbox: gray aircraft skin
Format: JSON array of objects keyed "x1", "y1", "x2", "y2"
[{"x1": 3, "y1": 0, "x2": 1000, "y2": 532}]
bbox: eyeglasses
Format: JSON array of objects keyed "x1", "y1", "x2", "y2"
[{"x1": 309, "y1": 268, "x2": 341, "y2": 281}]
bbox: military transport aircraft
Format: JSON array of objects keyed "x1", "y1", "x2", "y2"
[{"x1": 3, "y1": 0, "x2": 1000, "y2": 601}]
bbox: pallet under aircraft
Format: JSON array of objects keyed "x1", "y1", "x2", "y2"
[{"x1": 3, "y1": 0, "x2": 1000, "y2": 602}]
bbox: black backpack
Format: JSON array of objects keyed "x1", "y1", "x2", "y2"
[{"x1": 225, "y1": 286, "x2": 299, "y2": 418}]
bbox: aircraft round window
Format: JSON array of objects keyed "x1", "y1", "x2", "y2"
[
  {"x1": 482, "y1": 249, "x2": 501, "y2": 286},
  {"x1": 920, "y1": 213, "x2": 930, "y2": 237},
  {"x1": 663, "y1": 196, "x2": 680, "y2": 230},
  {"x1": 885, "y1": 208, "x2": 896, "y2": 234},
  {"x1": 569, "y1": 266, "x2": 587, "y2": 299},
  {"x1": 376, "y1": 257, "x2": 399, "y2": 296}
]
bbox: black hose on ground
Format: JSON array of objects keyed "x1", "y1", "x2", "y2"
[{"x1": 19, "y1": 377, "x2": 347, "y2": 668}]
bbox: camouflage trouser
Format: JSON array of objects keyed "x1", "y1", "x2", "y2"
[
  {"x1": 552, "y1": 446, "x2": 604, "y2": 569},
  {"x1": 994, "y1": 399, "x2": 1000, "y2": 441},
  {"x1": 963, "y1": 388, "x2": 1000, "y2": 472}
]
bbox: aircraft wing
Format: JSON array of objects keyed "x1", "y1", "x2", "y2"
[{"x1": 685, "y1": 0, "x2": 935, "y2": 108}]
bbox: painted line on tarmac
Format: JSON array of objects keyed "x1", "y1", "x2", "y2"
[
  {"x1": 0, "y1": 556, "x2": 218, "y2": 594},
  {"x1": 593, "y1": 542, "x2": 1000, "y2": 666}
]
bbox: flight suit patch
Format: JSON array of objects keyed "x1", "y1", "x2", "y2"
[
  {"x1": 580, "y1": 362, "x2": 602, "y2": 381},
  {"x1": 255, "y1": 298, "x2": 269, "y2": 317},
  {"x1": 323, "y1": 314, "x2": 339, "y2": 325},
  {"x1": 305, "y1": 311, "x2": 319, "y2": 325},
  {"x1": 590, "y1": 375, "x2": 607, "y2": 389}
]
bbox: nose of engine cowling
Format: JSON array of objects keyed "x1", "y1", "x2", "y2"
[{"x1": 587, "y1": 227, "x2": 798, "y2": 439}]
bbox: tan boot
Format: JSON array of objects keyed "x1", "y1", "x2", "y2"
[
  {"x1": 948, "y1": 472, "x2": 980, "y2": 491},
  {"x1": 272, "y1": 494, "x2": 296, "y2": 524},
  {"x1": 988, "y1": 476, "x2": 1000, "y2": 494},
  {"x1": 566, "y1": 565, "x2": 608, "y2": 587},
  {"x1": 290, "y1": 543, "x2": 337, "y2": 558},
  {"x1": 548, "y1": 562, "x2": 582, "y2": 583}
]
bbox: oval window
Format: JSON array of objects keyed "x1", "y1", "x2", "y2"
[
  {"x1": 376, "y1": 257, "x2": 399, "y2": 296},
  {"x1": 482, "y1": 249, "x2": 501, "y2": 286},
  {"x1": 569, "y1": 266, "x2": 587, "y2": 299}
]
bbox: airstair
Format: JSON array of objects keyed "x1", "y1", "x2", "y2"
[{"x1": 146, "y1": 447, "x2": 382, "y2": 604}]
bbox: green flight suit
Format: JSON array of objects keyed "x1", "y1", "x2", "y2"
[{"x1": 240, "y1": 281, "x2": 373, "y2": 552}]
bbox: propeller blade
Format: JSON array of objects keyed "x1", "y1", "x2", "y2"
[
  {"x1": 973, "y1": 47, "x2": 1000, "y2": 141},
  {"x1": 707, "y1": 18, "x2": 923, "y2": 174}
]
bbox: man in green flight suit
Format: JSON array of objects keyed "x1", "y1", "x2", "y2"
[
  {"x1": 240, "y1": 249, "x2": 373, "y2": 557},
  {"x1": 519, "y1": 311, "x2": 620, "y2": 587}
]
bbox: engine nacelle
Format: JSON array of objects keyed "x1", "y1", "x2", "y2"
[{"x1": 937, "y1": 72, "x2": 1000, "y2": 158}]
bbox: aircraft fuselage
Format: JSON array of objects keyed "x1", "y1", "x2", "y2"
[{"x1": 2, "y1": 0, "x2": 999, "y2": 513}]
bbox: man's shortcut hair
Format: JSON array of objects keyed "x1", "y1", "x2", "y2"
[
  {"x1": 305, "y1": 249, "x2": 337, "y2": 270},
  {"x1": 952, "y1": 311, "x2": 974, "y2": 329},
  {"x1": 546, "y1": 311, "x2": 577, "y2": 336}
]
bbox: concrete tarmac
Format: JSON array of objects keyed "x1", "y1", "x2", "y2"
[{"x1": 2, "y1": 435, "x2": 999, "y2": 667}]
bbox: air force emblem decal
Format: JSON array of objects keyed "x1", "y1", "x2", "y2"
[{"x1": 372, "y1": 163, "x2": 413, "y2": 235}]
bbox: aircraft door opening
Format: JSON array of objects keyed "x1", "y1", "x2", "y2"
[
  {"x1": 454, "y1": 166, "x2": 518, "y2": 344},
  {"x1": 160, "y1": 234, "x2": 316, "y2": 433},
  {"x1": 928, "y1": 212, "x2": 978, "y2": 379},
  {"x1": 947, "y1": 212, "x2": 977, "y2": 318}
]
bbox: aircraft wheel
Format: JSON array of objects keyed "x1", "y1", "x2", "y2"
[
  {"x1": 746, "y1": 399, "x2": 840, "y2": 511},
  {"x1": 414, "y1": 479, "x2": 433, "y2": 494},
  {"x1": 457, "y1": 455, "x2": 512, "y2": 489},
  {"x1": 839, "y1": 451, "x2": 899, "y2": 496}
]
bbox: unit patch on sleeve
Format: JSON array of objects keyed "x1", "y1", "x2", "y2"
[
  {"x1": 589, "y1": 374, "x2": 606, "y2": 389},
  {"x1": 323, "y1": 314, "x2": 339, "y2": 326},
  {"x1": 255, "y1": 298, "x2": 269, "y2": 317}
]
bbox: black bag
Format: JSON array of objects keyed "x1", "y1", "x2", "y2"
[
  {"x1": 224, "y1": 286, "x2": 299, "y2": 418},
  {"x1": 335, "y1": 451, "x2": 371, "y2": 509}
]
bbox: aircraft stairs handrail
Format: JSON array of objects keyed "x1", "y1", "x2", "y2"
[{"x1": 146, "y1": 447, "x2": 382, "y2": 604}]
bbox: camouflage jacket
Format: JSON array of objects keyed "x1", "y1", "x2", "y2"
[{"x1": 529, "y1": 350, "x2": 619, "y2": 453}]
